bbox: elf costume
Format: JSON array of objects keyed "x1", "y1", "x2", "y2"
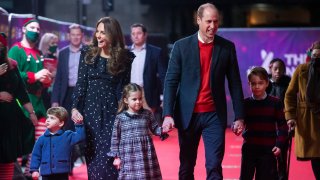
[
  {"x1": 8, "y1": 18, "x2": 49, "y2": 119},
  {"x1": 8, "y1": 42, "x2": 48, "y2": 119}
]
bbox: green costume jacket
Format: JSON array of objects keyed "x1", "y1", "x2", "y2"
[{"x1": 8, "y1": 42, "x2": 48, "y2": 118}]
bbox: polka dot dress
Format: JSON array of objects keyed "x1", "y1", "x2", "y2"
[{"x1": 72, "y1": 47, "x2": 132, "y2": 180}]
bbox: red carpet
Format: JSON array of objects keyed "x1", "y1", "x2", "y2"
[{"x1": 70, "y1": 128, "x2": 315, "y2": 180}]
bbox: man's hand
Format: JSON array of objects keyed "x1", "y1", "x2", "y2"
[
  {"x1": 35, "y1": 69, "x2": 52, "y2": 84},
  {"x1": 232, "y1": 119, "x2": 245, "y2": 136},
  {"x1": 162, "y1": 116, "x2": 175, "y2": 132}
]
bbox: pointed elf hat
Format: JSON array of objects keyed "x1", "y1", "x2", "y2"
[{"x1": 23, "y1": 18, "x2": 39, "y2": 27}]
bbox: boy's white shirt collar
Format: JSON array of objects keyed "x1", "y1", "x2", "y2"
[{"x1": 251, "y1": 92, "x2": 267, "y2": 100}]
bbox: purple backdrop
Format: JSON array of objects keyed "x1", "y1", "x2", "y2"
[
  {"x1": 217, "y1": 28, "x2": 320, "y2": 124},
  {"x1": 3, "y1": 14, "x2": 94, "y2": 49}
]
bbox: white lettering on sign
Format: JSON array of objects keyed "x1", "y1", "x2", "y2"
[{"x1": 260, "y1": 49, "x2": 307, "y2": 77}]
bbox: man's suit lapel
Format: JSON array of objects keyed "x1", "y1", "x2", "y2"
[
  {"x1": 211, "y1": 35, "x2": 221, "y2": 73},
  {"x1": 65, "y1": 47, "x2": 70, "y2": 77},
  {"x1": 191, "y1": 34, "x2": 200, "y2": 69},
  {"x1": 144, "y1": 44, "x2": 151, "y2": 75}
]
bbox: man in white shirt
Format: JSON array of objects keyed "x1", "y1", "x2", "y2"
[{"x1": 130, "y1": 23, "x2": 167, "y2": 121}]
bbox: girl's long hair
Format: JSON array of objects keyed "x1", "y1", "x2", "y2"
[
  {"x1": 85, "y1": 17, "x2": 133, "y2": 76},
  {"x1": 118, "y1": 83, "x2": 142, "y2": 113}
]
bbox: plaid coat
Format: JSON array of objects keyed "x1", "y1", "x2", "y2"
[{"x1": 108, "y1": 109, "x2": 162, "y2": 180}]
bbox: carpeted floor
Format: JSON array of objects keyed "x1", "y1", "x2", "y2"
[{"x1": 70, "y1": 128, "x2": 315, "y2": 180}]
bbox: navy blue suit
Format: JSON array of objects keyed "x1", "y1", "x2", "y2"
[
  {"x1": 51, "y1": 46, "x2": 71, "y2": 106},
  {"x1": 51, "y1": 46, "x2": 81, "y2": 133},
  {"x1": 163, "y1": 33, "x2": 244, "y2": 179},
  {"x1": 140, "y1": 44, "x2": 167, "y2": 109}
]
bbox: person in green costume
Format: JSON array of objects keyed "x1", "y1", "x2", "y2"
[
  {"x1": 8, "y1": 18, "x2": 52, "y2": 178},
  {"x1": 0, "y1": 32, "x2": 37, "y2": 180}
]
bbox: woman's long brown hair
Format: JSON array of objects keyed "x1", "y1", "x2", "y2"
[{"x1": 85, "y1": 17, "x2": 133, "y2": 76}]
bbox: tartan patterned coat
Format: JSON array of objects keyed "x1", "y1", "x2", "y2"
[{"x1": 108, "y1": 109, "x2": 162, "y2": 180}]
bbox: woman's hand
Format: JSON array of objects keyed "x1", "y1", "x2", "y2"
[
  {"x1": 0, "y1": 63, "x2": 8, "y2": 76},
  {"x1": 29, "y1": 112, "x2": 38, "y2": 126},
  {"x1": 287, "y1": 119, "x2": 296, "y2": 132},
  {"x1": 71, "y1": 108, "x2": 83, "y2": 124},
  {"x1": 113, "y1": 157, "x2": 121, "y2": 170},
  {"x1": 0, "y1": 91, "x2": 13, "y2": 102}
]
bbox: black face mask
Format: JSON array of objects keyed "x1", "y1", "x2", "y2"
[{"x1": 0, "y1": 47, "x2": 6, "y2": 60}]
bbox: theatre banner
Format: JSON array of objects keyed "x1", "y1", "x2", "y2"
[{"x1": 217, "y1": 28, "x2": 320, "y2": 124}]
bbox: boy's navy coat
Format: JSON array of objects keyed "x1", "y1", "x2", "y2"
[{"x1": 30, "y1": 124, "x2": 85, "y2": 175}]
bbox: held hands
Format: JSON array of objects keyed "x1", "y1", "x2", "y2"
[
  {"x1": 35, "y1": 69, "x2": 52, "y2": 84},
  {"x1": 162, "y1": 116, "x2": 175, "y2": 132},
  {"x1": 113, "y1": 157, "x2": 121, "y2": 170},
  {"x1": 31, "y1": 171, "x2": 39, "y2": 180},
  {"x1": 71, "y1": 108, "x2": 83, "y2": 124},
  {"x1": 0, "y1": 91, "x2": 13, "y2": 102},
  {"x1": 232, "y1": 119, "x2": 245, "y2": 136},
  {"x1": 272, "y1": 146, "x2": 281, "y2": 156}
]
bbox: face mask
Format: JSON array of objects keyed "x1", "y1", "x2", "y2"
[
  {"x1": 48, "y1": 45, "x2": 58, "y2": 54},
  {"x1": 26, "y1": 30, "x2": 39, "y2": 43}
]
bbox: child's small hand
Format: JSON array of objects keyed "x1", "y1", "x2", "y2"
[
  {"x1": 272, "y1": 147, "x2": 281, "y2": 156},
  {"x1": 232, "y1": 119, "x2": 245, "y2": 136},
  {"x1": 113, "y1": 157, "x2": 121, "y2": 170},
  {"x1": 75, "y1": 118, "x2": 84, "y2": 125},
  {"x1": 31, "y1": 171, "x2": 39, "y2": 180}
]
